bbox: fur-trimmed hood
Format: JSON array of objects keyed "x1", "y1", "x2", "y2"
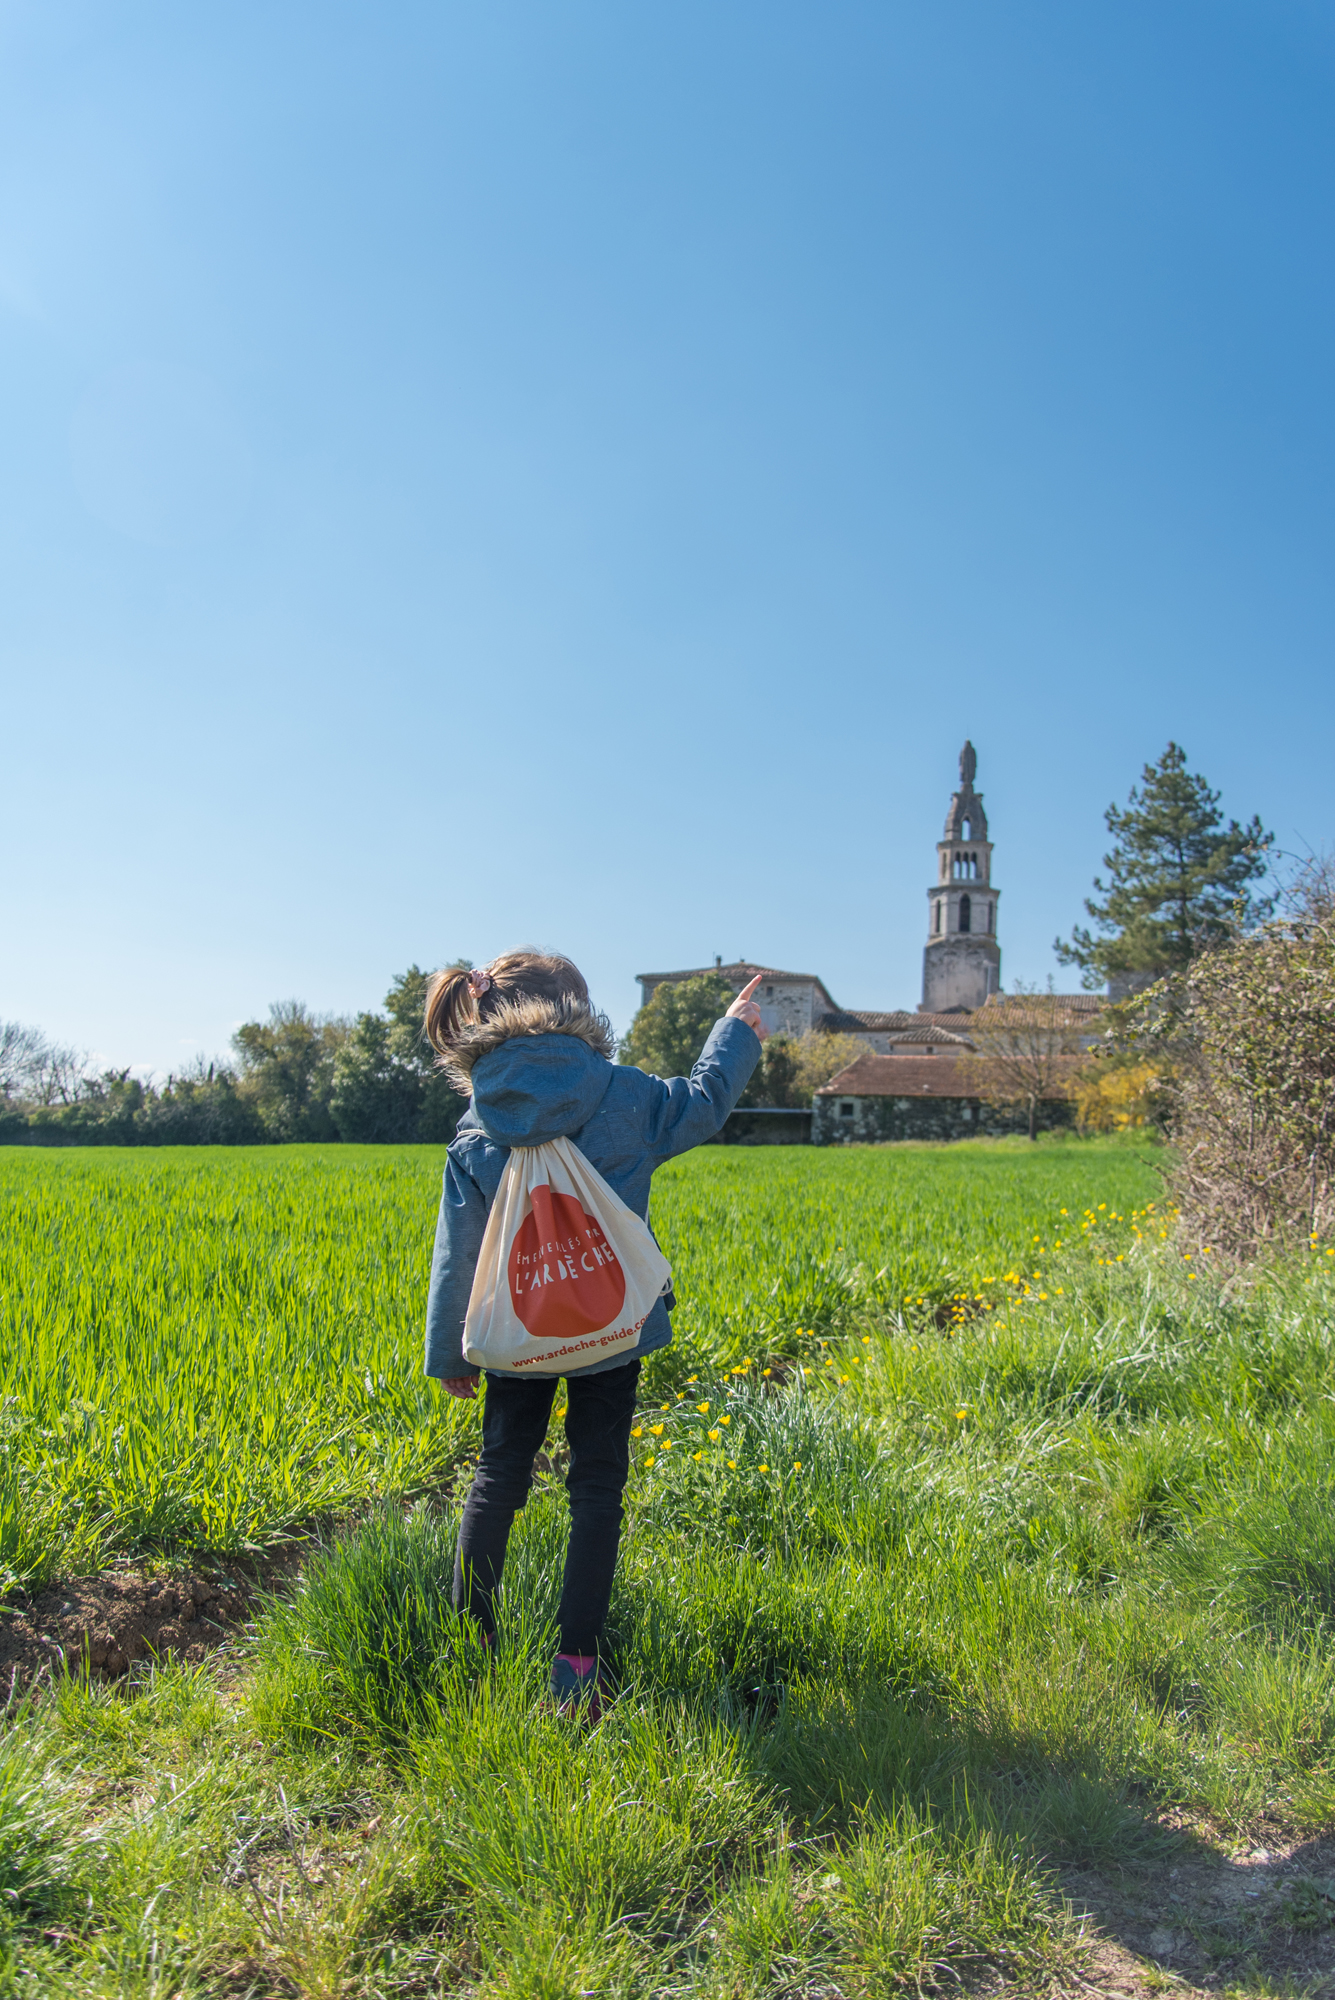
[
  {"x1": 440, "y1": 996, "x2": 617, "y2": 1148},
  {"x1": 437, "y1": 995, "x2": 615, "y2": 1091}
]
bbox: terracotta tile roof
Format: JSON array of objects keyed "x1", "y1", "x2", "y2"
[
  {"x1": 816, "y1": 1053, "x2": 1078, "y2": 1099},
  {"x1": 816, "y1": 1054, "x2": 975, "y2": 1099},
  {"x1": 820, "y1": 1011, "x2": 972, "y2": 1044},
  {"x1": 979, "y1": 992, "x2": 1105, "y2": 1015},
  {"x1": 816, "y1": 1008, "x2": 918, "y2": 1031}
]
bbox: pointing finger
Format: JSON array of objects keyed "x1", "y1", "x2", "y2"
[{"x1": 737, "y1": 975, "x2": 762, "y2": 1002}]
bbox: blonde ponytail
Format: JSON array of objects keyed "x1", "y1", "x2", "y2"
[
  {"x1": 423, "y1": 949, "x2": 593, "y2": 1063},
  {"x1": 424, "y1": 965, "x2": 478, "y2": 1056}
]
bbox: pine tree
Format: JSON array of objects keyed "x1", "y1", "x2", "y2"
[{"x1": 1056, "y1": 743, "x2": 1272, "y2": 989}]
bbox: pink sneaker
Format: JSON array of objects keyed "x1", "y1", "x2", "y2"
[{"x1": 549, "y1": 1652, "x2": 613, "y2": 1722}]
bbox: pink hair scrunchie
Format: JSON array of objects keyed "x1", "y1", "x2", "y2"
[{"x1": 467, "y1": 967, "x2": 493, "y2": 998}]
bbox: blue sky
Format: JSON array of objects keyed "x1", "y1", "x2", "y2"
[{"x1": 3, "y1": 0, "x2": 1332, "y2": 1073}]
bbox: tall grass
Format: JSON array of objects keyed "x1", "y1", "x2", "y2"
[
  {"x1": 0, "y1": 1140, "x2": 1157, "y2": 1577},
  {"x1": 0, "y1": 1148, "x2": 1330, "y2": 1994},
  {"x1": 651, "y1": 1138, "x2": 1161, "y2": 1368}
]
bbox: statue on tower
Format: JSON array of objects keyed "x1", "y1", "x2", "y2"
[{"x1": 959, "y1": 740, "x2": 977, "y2": 788}]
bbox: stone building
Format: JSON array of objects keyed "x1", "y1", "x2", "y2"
[
  {"x1": 638, "y1": 742, "x2": 1007, "y2": 1035},
  {"x1": 811, "y1": 1052, "x2": 1076, "y2": 1145},
  {"x1": 636, "y1": 741, "x2": 1099, "y2": 1141},
  {"x1": 633, "y1": 967, "x2": 984, "y2": 1052},
  {"x1": 922, "y1": 740, "x2": 1002, "y2": 1012},
  {"x1": 634, "y1": 963, "x2": 838, "y2": 1042}
]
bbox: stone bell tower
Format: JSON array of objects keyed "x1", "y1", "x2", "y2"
[{"x1": 921, "y1": 740, "x2": 1002, "y2": 1011}]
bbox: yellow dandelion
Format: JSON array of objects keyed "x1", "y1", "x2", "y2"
[
  {"x1": 650, "y1": 1423, "x2": 664, "y2": 1436},
  {"x1": 686, "y1": 1375, "x2": 699, "y2": 1384},
  {"x1": 692, "y1": 1450, "x2": 703, "y2": 1461},
  {"x1": 727, "y1": 1458, "x2": 736, "y2": 1468},
  {"x1": 663, "y1": 1438, "x2": 673, "y2": 1449},
  {"x1": 708, "y1": 1428, "x2": 720, "y2": 1441},
  {"x1": 720, "y1": 1413, "x2": 732, "y2": 1425},
  {"x1": 762, "y1": 1368, "x2": 772, "y2": 1377},
  {"x1": 793, "y1": 1460, "x2": 803, "y2": 1471},
  {"x1": 696, "y1": 1401, "x2": 710, "y2": 1413},
  {"x1": 644, "y1": 1456, "x2": 655, "y2": 1468},
  {"x1": 758, "y1": 1463, "x2": 769, "y2": 1472},
  {"x1": 955, "y1": 1409, "x2": 967, "y2": 1419},
  {"x1": 631, "y1": 1425, "x2": 643, "y2": 1438}
]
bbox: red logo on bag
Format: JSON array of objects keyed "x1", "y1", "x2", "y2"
[{"x1": 508, "y1": 1183, "x2": 627, "y2": 1339}]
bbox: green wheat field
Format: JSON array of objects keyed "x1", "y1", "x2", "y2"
[{"x1": 1, "y1": 1139, "x2": 1334, "y2": 1997}]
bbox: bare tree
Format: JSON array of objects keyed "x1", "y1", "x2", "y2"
[
  {"x1": 959, "y1": 985, "x2": 1090, "y2": 1140},
  {"x1": 1278, "y1": 847, "x2": 1335, "y2": 925},
  {"x1": 26, "y1": 1039, "x2": 93, "y2": 1107},
  {"x1": 0, "y1": 1021, "x2": 46, "y2": 1103}
]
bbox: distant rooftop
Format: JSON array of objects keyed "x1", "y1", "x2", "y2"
[
  {"x1": 636, "y1": 961, "x2": 831, "y2": 987},
  {"x1": 816, "y1": 1051, "x2": 1080, "y2": 1099},
  {"x1": 816, "y1": 1054, "x2": 975, "y2": 1099},
  {"x1": 819, "y1": 1009, "x2": 973, "y2": 1042}
]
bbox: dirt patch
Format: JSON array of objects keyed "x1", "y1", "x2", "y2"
[
  {"x1": 1061, "y1": 1830, "x2": 1335, "y2": 1995},
  {"x1": 0, "y1": 1545, "x2": 310, "y2": 1696}
]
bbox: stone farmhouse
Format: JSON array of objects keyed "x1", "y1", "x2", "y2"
[{"x1": 637, "y1": 742, "x2": 1100, "y2": 1143}]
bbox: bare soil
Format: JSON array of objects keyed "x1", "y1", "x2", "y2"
[
  {"x1": 1062, "y1": 1830, "x2": 1335, "y2": 1995},
  {"x1": 0, "y1": 1544, "x2": 310, "y2": 1697}
]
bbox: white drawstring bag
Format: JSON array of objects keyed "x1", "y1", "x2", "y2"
[{"x1": 463, "y1": 1137, "x2": 673, "y2": 1375}]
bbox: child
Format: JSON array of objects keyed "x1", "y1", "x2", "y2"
[{"x1": 423, "y1": 949, "x2": 764, "y2": 1713}]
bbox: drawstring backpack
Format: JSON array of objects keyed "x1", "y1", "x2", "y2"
[{"x1": 463, "y1": 1138, "x2": 672, "y2": 1374}]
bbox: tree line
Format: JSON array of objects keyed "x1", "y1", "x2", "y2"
[
  {"x1": 0, "y1": 966, "x2": 467, "y2": 1147},
  {"x1": 5, "y1": 743, "x2": 1320, "y2": 1187}
]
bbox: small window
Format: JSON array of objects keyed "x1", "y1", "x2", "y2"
[
  {"x1": 986, "y1": 902, "x2": 993, "y2": 933},
  {"x1": 959, "y1": 893, "x2": 971, "y2": 933},
  {"x1": 933, "y1": 901, "x2": 941, "y2": 934},
  {"x1": 962, "y1": 1105, "x2": 973, "y2": 1121},
  {"x1": 765, "y1": 985, "x2": 773, "y2": 997},
  {"x1": 839, "y1": 1101, "x2": 855, "y2": 1118}
]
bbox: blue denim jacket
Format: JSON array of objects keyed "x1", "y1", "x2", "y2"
[{"x1": 423, "y1": 1015, "x2": 759, "y2": 1379}]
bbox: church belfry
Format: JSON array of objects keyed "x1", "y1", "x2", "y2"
[{"x1": 921, "y1": 740, "x2": 1002, "y2": 1011}]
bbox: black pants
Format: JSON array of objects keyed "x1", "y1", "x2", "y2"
[{"x1": 453, "y1": 1358, "x2": 641, "y2": 1656}]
